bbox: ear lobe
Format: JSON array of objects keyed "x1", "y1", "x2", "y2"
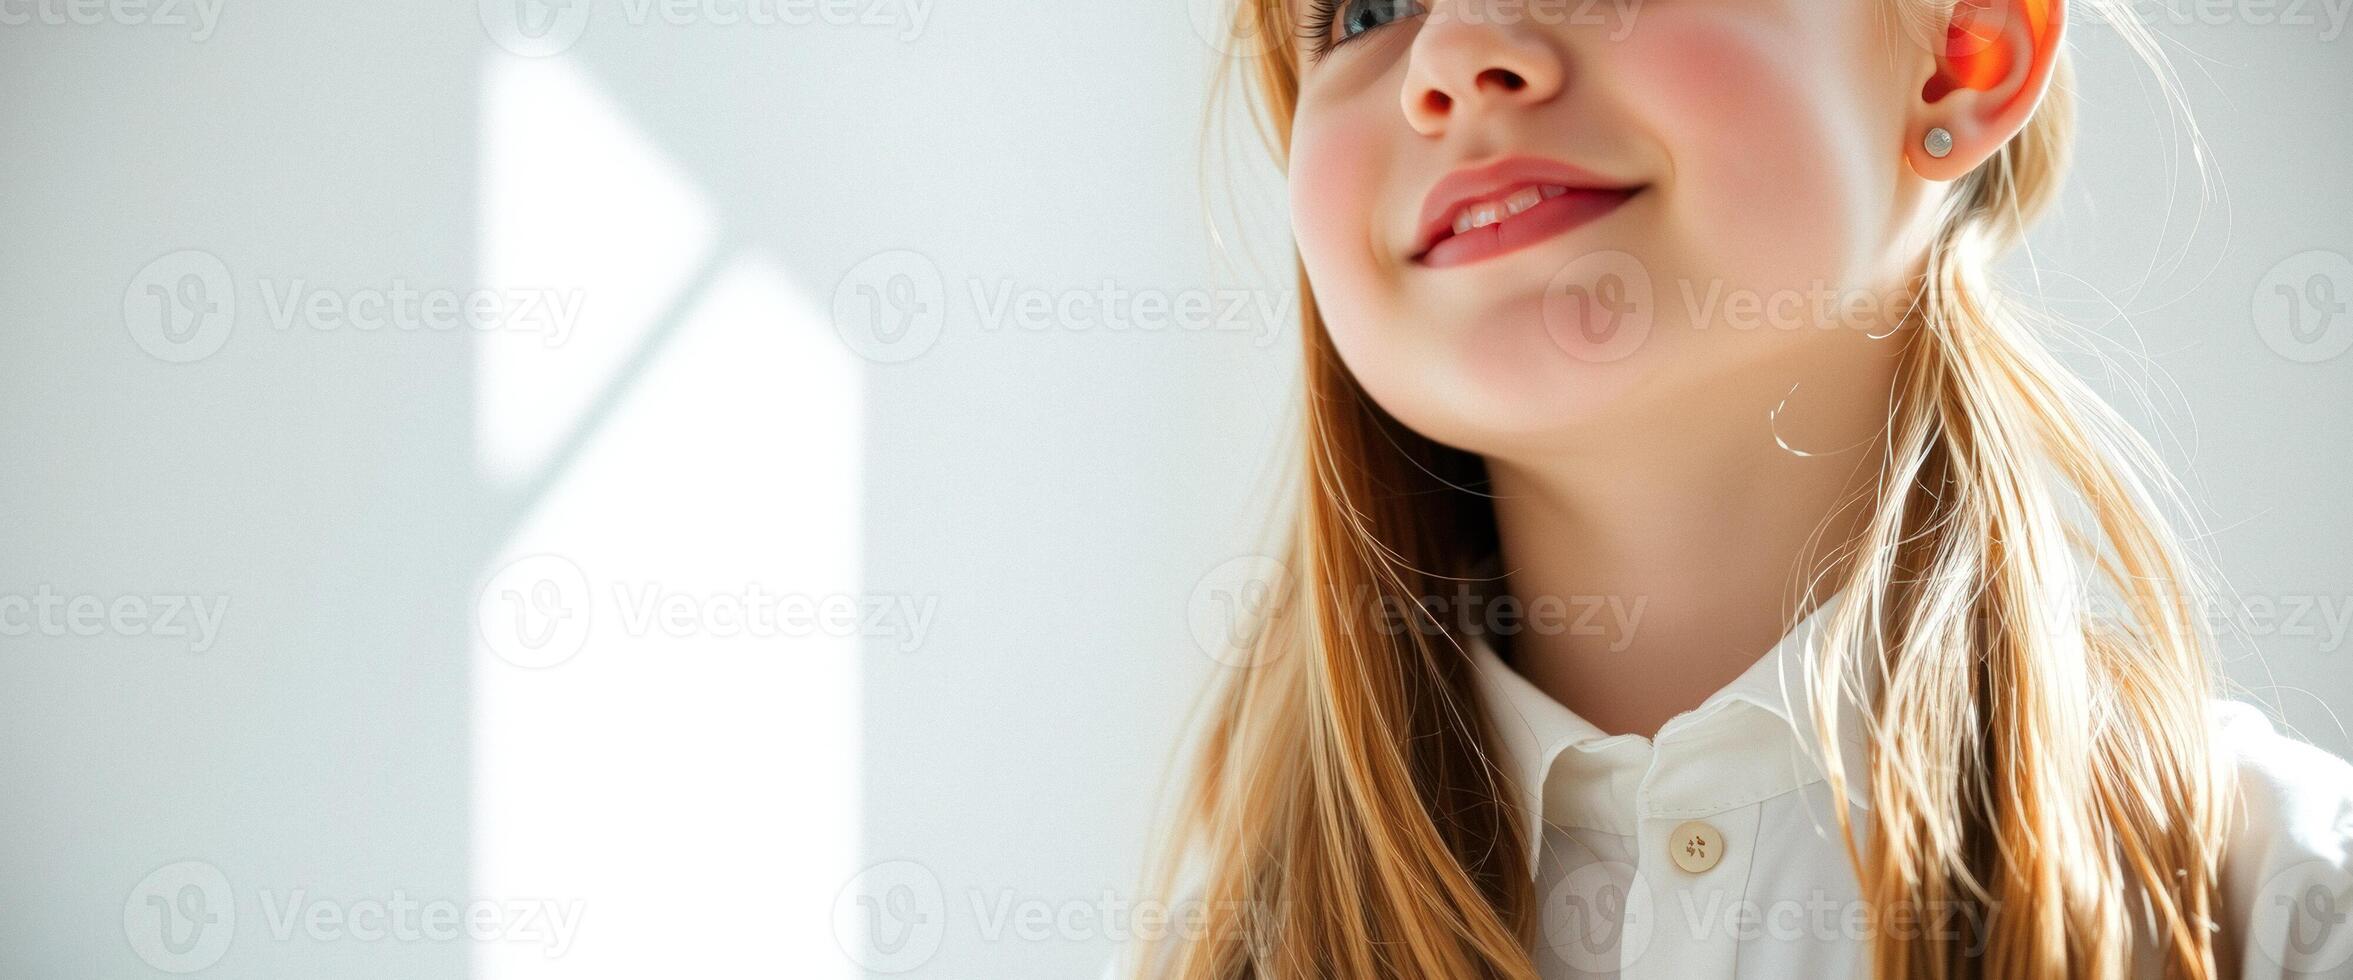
[{"x1": 1908, "y1": 0, "x2": 2064, "y2": 180}]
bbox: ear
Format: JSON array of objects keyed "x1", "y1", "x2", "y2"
[{"x1": 1905, "y1": 0, "x2": 2064, "y2": 181}]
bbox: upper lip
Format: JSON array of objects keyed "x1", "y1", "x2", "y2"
[{"x1": 1410, "y1": 155, "x2": 1644, "y2": 261}]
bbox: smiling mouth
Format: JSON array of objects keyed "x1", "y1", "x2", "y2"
[{"x1": 1412, "y1": 183, "x2": 1644, "y2": 268}]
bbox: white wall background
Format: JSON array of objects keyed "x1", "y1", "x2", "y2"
[{"x1": 0, "y1": 2, "x2": 2345, "y2": 977}]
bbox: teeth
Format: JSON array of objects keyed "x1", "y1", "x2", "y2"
[
  {"x1": 1452, "y1": 202, "x2": 1498, "y2": 236},
  {"x1": 1447, "y1": 185, "x2": 1569, "y2": 237}
]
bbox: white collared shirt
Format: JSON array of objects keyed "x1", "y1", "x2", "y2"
[
  {"x1": 1471, "y1": 584, "x2": 2353, "y2": 979},
  {"x1": 1105, "y1": 586, "x2": 2353, "y2": 979}
]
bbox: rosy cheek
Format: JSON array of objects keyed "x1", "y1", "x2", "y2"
[
  {"x1": 1623, "y1": 18, "x2": 1814, "y2": 196},
  {"x1": 1608, "y1": 15, "x2": 1868, "y2": 280},
  {"x1": 1286, "y1": 118, "x2": 1366, "y2": 273},
  {"x1": 1287, "y1": 94, "x2": 1400, "y2": 331}
]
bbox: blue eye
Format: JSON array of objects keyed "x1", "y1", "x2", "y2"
[
  {"x1": 1340, "y1": 0, "x2": 1418, "y2": 38},
  {"x1": 1307, "y1": 0, "x2": 1422, "y2": 58}
]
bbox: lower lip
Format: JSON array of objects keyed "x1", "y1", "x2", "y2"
[{"x1": 1415, "y1": 187, "x2": 1642, "y2": 269}]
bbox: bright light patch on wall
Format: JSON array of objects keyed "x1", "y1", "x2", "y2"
[
  {"x1": 476, "y1": 54, "x2": 718, "y2": 488},
  {"x1": 473, "y1": 53, "x2": 860, "y2": 979}
]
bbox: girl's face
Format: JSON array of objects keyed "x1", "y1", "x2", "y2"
[{"x1": 1287, "y1": 0, "x2": 1939, "y2": 457}]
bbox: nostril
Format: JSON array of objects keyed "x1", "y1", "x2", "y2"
[
  {"x1": 1480, "y1": 68, "x2": 1526, "y2": 92},
  {"x1": 1415, "y1": 68, "x2": 1532, "y2": 119}
]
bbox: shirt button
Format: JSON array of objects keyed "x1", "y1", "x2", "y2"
[{"x1": 1669, "y1": 820, "x2": 1724, "y2": 873}]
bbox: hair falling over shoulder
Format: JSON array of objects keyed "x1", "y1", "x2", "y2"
[{"x1": 1131, "y1": 2, "x2": 2240, "y2": 977}]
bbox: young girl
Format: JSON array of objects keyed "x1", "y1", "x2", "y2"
[{"x1": 1113, "y1": 0, "x2": 2353, "y2": 977}]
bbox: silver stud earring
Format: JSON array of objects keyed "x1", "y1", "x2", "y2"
[{"x1": 1923, "y1": 127, "x2": 1954, "y2": 159}]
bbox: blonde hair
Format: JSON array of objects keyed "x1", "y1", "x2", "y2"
[{"x1": 1137, "y1": 1, "x2": 2238, "y2": 977}]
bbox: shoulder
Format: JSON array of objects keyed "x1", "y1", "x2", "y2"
[
  {"x1": 2208, "y1": 697, "x2": 2353, "y2": 977},
  {"x1": 2212, "y1": 698, "x2": 2353, "y2": 851}
]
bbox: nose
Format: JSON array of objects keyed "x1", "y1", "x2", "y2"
[{"x1": 1399, "y1": 2, "x2": 1566, "y2": 137}]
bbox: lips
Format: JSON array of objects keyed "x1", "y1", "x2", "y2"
[{"x1": 1411, "y1": 156, "x2": 1645, "y2": 268}]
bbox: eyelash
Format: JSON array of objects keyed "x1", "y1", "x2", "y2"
[{"x1": 1300, "y1": 0, "x2": 1420, "y2": 62}]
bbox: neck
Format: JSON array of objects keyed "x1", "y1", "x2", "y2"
[{"x1": 1483, "y1": 331, "x2": 1901, "y2": 739}]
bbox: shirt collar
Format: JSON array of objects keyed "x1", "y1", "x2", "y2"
[{"x1": 1468, "y1": 583, "x2": 1880, "y2": 880}]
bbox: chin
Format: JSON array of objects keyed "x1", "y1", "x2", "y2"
[
  {"x1": 1321, "y1": 260, "x2": 1677, "y2": 452},
  {"x1": 1345, "y1": 321, "x2": 1662, "y2": 460}
]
